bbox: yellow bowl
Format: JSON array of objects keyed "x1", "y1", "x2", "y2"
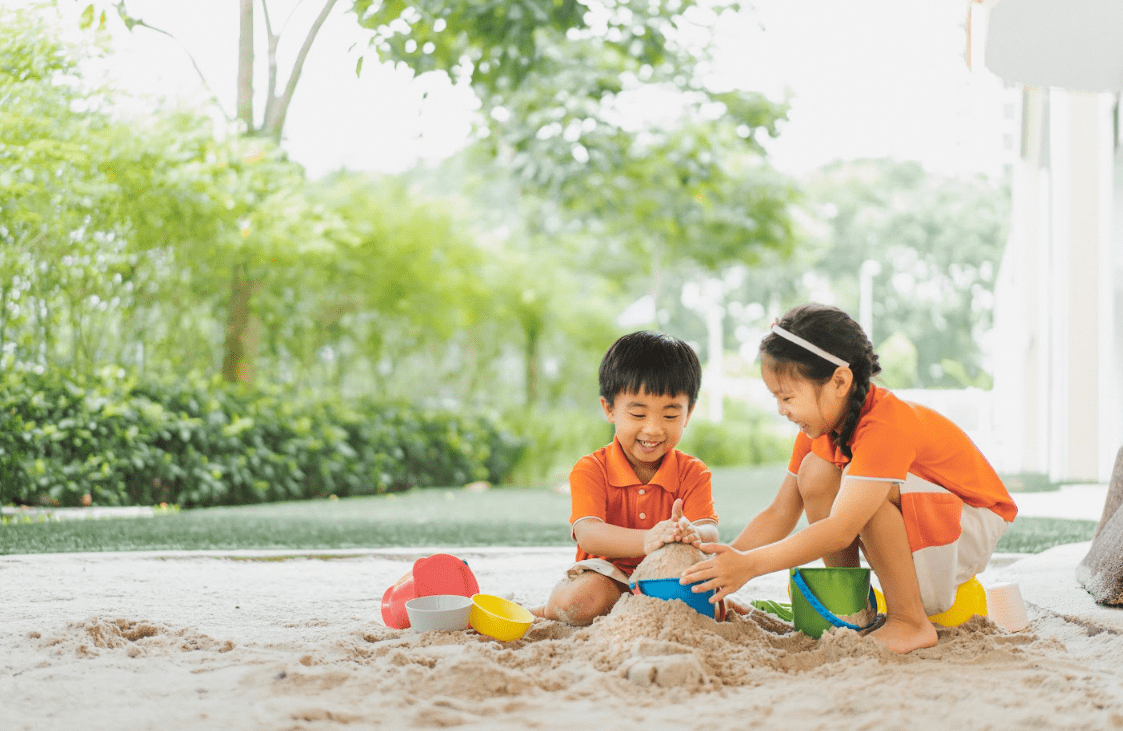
[
  {"x1": 470, "y1": 594, "x2": 533, "y2": 641},
  {"x1": 928, "y1": 576, "x2": 988, "y2": 627}
]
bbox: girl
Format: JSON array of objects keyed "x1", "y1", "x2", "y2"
[{"x1": 681, "y1": 303, "x2": 1017, "y2": 653}]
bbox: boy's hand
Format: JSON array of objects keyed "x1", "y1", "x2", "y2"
[
  {"x1": 678, "y1": 543, "x2": 753, "y2": 603},
  {"x1": 643, "y1": 520, "x2": 680, "y2": 554},
  {"x1": 675, "y1": 516, "x2": 702, "y2": 548},
  {"x1": 644, "y1": 498, "x2": 700, "y2": 553}
]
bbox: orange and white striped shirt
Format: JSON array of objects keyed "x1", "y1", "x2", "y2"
[{"x1": 788, "y1": 384, "x2": 1016, "y2": 537}]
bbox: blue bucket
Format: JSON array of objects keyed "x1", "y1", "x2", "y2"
[{"x1": 631, "y1": 578, "x2": 720, "y2": 618}]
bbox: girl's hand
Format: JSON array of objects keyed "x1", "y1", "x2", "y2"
[{"x1": 679, "y1": 543, "x2": 754, "y2": 603}]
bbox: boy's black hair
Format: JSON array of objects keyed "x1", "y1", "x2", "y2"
[
  {"x1": 759, "y1": 303, "x2": 881, "y2": 460},
  {"x1": 598, "y1": 331, "x2": 702, "y2": 409}
]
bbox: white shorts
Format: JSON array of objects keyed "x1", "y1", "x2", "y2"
[
  {"x1": 897, "y1": 472, "x2": 1010, "y2": 615},
  {"x1": 566, "y1": 558, "x2": 632, "y2": 587}
]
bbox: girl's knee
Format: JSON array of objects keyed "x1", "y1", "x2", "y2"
[{"x1": 796, "y1": 452, "x2": 842, "y2": 500}]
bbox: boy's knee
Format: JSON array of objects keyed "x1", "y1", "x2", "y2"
[{"x1": 547, "y1": 574, "x2": 625, "y2": 626}]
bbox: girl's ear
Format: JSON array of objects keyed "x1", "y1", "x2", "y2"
[{"x1": 831, "y1": 366, "x2": 854, "y2": 396}]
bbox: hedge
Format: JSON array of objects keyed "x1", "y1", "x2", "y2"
[{"x1": 0, "y1": 371, "x2": 526, "y2": 508}]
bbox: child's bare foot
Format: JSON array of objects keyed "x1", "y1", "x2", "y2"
[
  {"x1": 869, "y1": 617, "x2": 938, "y2": 653},
  {"x1": 529, "y1": 605, "x2": 546, "y2": 619}
]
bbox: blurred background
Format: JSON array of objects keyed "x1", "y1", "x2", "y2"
[{"x1": 0, "y1": 0, "x2": 1119, "y2": 518}]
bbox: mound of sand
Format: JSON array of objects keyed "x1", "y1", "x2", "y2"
[{"x1": 630, "y1": 542, "x2": 709, "y2": 583}]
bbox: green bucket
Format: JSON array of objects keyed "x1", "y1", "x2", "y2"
[{"x1": 789, "y1": 566, "x2": 876, "y2": 639}]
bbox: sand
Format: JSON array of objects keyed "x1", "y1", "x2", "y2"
[
  {"x1": 3, "y1": 545, "x2": 1123, "y2": 731},
  {"x1": 630, "y1": 542, "x2": 709, "y2": 583}
]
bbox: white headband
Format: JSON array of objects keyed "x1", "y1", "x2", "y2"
[{"x1": 770, "y1": 325, "x2": 849, "y2": 368}]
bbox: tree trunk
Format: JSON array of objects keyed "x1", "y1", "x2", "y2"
[
  {"x1": 221, "y1": 266, "x2": 262, "y2": 385},
  {"x1": 525, "y1": 327, "x2": 540, "y2": 406}
]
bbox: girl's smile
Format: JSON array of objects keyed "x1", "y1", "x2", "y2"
[{"x1": 761, "y1": 365, "x2": 851, "y2": 441}]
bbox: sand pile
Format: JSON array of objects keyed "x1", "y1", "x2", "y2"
[
  {"x1": 630, "y1": 542, "x2": 709, "y2": 583},
  {"x1": 37, "y1": 616, "x2": 237, "y2": 657},
  {"x1": 330, "y1": 592, "x2": 1039, "y2": 702}
]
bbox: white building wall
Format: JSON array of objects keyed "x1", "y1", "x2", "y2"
[
  {"x1": 982, "y1": 1, "x2": 1123, "y2": 484},
  {"x1": 993, "y1": 89, "x2": 1118, "y2": 483}
]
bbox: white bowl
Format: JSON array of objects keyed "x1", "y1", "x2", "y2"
[{"x1": 405, "y1": 594, "x2": 473, "y2": 633}]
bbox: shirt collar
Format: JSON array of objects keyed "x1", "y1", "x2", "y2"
[{"x1": 605, "y1": 436, "x2": 677, "y2": 491}]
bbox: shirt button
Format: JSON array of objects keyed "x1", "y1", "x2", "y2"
[
  {"x1": 638, "y1": 489, "x2": 645, "y2": 495},
  {"x1": 639, "y1": 512, "x2": 646, "y2": 520}
]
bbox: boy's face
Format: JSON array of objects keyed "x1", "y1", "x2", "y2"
[{"x1": 601, "y1": 386, "x2": 693, "y2": 480}]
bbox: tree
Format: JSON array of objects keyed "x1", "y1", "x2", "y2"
[
  {"x1": 301, "y1": 172, "x2": 491, "y2": 399},
  {"x1": 469, "y1": 22, "x2": 796, "y2": 321},
  {"x1": 1, "y1": 8, "x2": 342, "y2": 382},
  {"x1": 804, "y1": 159, "x2": 1009, "y2": 387},
  {"x1": 0, "y1": 8, "x2": 171, "y2": 373},
  {"x1": 70, "y1": 0, "x2": 747, "y2": 384},
  {"x1": 713, "y1": 159, "x2": 1009, "y2": 388}
]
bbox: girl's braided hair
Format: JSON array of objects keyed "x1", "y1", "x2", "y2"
[{"x1": 759, "y1": 303, "x2": 881, "y2": 460}]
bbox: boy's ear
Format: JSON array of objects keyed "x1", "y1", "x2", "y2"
[{"x1": 600, "y1": 396, "x2": 615, "y2": 422}]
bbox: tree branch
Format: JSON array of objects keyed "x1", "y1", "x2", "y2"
[
  {"x1": 113, "y1": 2, "x2": 229, "y2": 120},
  {"x1": 278, "y1": 0, "x2": 313, "y2": 39},
  {"x1": 263, "y1": 0, "x2": 339, "y2": 140},
  {"x1": 237, "y1": 0, "x2": 254, "y2": 129},
  {"x1": 260, "y1": 0, "x2": 280, "y2": 133}
]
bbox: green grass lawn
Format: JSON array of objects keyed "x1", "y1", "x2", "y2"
[{"x1": 0, "y1": 463, "x2": 1096, "y2": 555}]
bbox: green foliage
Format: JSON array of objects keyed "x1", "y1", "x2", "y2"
[
  {"x1": 352, "y1": 0, "x2": 736, "y2": 91},
  {"x1": 803, "y1": 159, "x2": 1010, "y2": 387},
  {"x1": 0, "y1": 370, "x2": 526, "y2": 509},
  {"x1": 876, "y1": 332, "x2": 920, "y2": 389},
  {"x1": 500, "y1": 406, "x2": 614, "y2": 485},
  {"x1": 469, "y1": 20, "x2": 797, "y2": 315},
  {"x1": 1, "y1": 5, "x2": 823, "y2": 491},
  {"x1": 497, "y1": 398, "x2": 792, "y2": 486},
  {"x1": 678, "y1": 402, "x2": 791, "y2": 468},
  {"x1": 710, "y1": 158, "x2": 1009, "y2": 388}
]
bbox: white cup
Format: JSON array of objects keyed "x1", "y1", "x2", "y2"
[{"x1": 985, "y1": 582, "x2": 1029, "y2": 632}]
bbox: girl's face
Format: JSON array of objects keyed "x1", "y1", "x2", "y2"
[{"x1": 761, "y1": 363, "x2": 852, "y2": 440}]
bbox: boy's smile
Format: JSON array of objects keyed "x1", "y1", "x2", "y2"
[{"x1": 601, "y1": 386, "x2": 692, "y2": 483}]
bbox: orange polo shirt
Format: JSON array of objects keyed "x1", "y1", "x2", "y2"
[
  {"x1": 787, "y1": 384, "x2": 1017, "y2": 522},
  {"x1": 569, "y1": 437, "x2": 718, "y2": 576}
]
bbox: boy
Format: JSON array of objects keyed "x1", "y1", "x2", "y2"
[{"x1": 531, "y1": 331, "x2": 719, "y2": 625}]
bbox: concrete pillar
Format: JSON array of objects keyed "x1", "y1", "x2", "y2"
[
  {"x1": 993, "y1": 87, "x2": 1050, "y2": 475},
  {"x1": 1047, "y1": 90, "x2": 1116, "y2": 482}
]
